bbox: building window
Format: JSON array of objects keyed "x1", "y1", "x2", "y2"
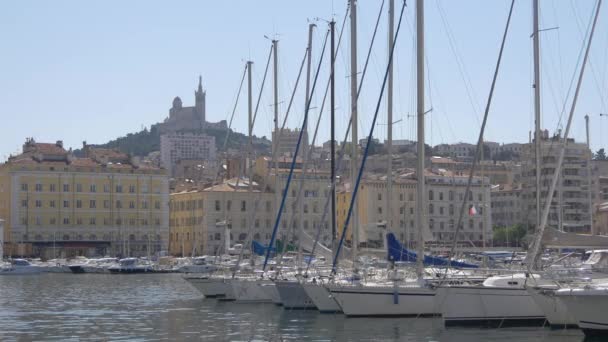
[
  {"x1": 116, "y1": 218, "x2": 122, "y2": 225},
  {"x1": 115, "y1": 185, "x2": 122, "y2": 193},
  {"x1": 129, "y1": 185, "x2": 136, "y2": 193},
  {"x1": 155, "y1": 201, "x2": 160, "y2": 209},
  {"x1": 266, "y1": 201, "x2": 271, "y2": 212},
  {"x1": 378, "y1": 193, "x2": 382, "y2": 201},
  {"x1": 76, "y1": 184, "x2": 82, "y2": 192},
  {"x1": 241, "y1": 200, "x2": 246, "y2": 211},
  {"x1": 439, "y1": 206, "x2": 444, "y2": 215},
  {"x1": 21, "y1": 183, "x2": 28, "y2": 191},
  {"x1": 63, "y1": 200, "x2": 69, "y2": 208},
  {"x1": 63, "y1": 184, "x2": 69, "y2": 192},
  {"x1": 449, "y1": 190, "x2": 454, "y2": 201},
  {"x1": 35, "y1": 184, "x2": 43, "y2": 192},
  {"x1": 429, "y1": 203, "x2": 434, "y2": 214},
  {"x1": 35, "y1": 200, "x2": 42, "y2": 208},
  {"x1": 50, "y1": 200, "x2": 56, "y2": 208},
  {"x1": 116, "y1": 200, "x2": 122, "y2": 209},
  {"x1": 104, "y1": 184, "x2": 110, "y2": 193},
  {"x1": 429, "y1": 190, "x2": 434, "y2": 201},
  {"x1": 35, "y1": 217, "x2": 41, "y2": 225},
  {"x1": 76, "y1": 200, "x2": 82, "y2": 208},
  {"x1": 90, "y1": 217, "x2": 96, "y2": 225},
  {"x1": 304, "y1": 204, "x2": 309, "y2": 213},
  {"x1": 378, "y1": 207, "x2": 382, "y2": 214},
  {"x1": 215, "y1": 200, "x2": 220, "y2": 211},
  {"x1": 439, "y1": 192, "x2": 444, "y2": 201},
  {"x1": 63, "y1": 217, "x2": 70, "y2": 225},
  {"x1": 90, "y1": 184, "x2": 96, "y2": 192},
  {"x1": 50, "y1": 184, "x2": 56, "y2": 192},
  {"x1": 50, "y1": 217, "x2": 56, "y2": 225},
  {"x1": 104, "y1": 200, "x2": 110, "y2": 209},
  {"x1": 90, "y1": 200, "x2": 96, "y2": 208},
  {"x1": 129, "y1": 201, "x2": 135, "y2": 209},
  {"x1": 255, "y1": 219, "x2": 260, "y2": 228},
  {"x1": 76, "y1": 217, "x2": 83, "y2": 225}
]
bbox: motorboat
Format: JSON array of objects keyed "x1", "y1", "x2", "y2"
[
  {"x1": 178, "y1": 256, "x2": 218, "y2": 274},
  {"x1": 108, "y1": 258, "x2": 153, "y2": 274},
  {"x1": 0, "y1": 259, "x2": 42, "y2": 275}
]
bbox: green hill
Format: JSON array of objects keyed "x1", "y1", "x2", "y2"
[{"x1": 74, "y1": 124, "x2": 271, "y2": 157}]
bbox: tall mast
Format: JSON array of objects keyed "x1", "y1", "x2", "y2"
[
  {"x1": 387, "y1": 0, "x2": 395, "y2": 242},
  {"x1": 533, "y1": 0, "x2": 542, "y2": 231},
  {"x1": 586, "y1": 114, "x2": 594, "y2": 234},
  {"x1": 305, "y1": 23, "x2": 316, "y2": 134},
  {"x1": 298, "y1": 24, "x2": 315, "y2": 268},
  {"x1": 415, "y1": 0, "x2": 426, "y2": 279},
  {"x1": 272, "y1": 40, "x2": 280, "y2": 239},
  {"x1": 330, "y1": 20, "x2": 337, "y2": 252},
  {"x1": 350, "y1": 0, "x2": 359, "y2": 259},
  {"x1": 247, "y1": 60, "x2": 254, "y2": 245}
]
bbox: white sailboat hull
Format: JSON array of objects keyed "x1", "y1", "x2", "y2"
[
  {"x1": 437, "y1": 286, "x2": 545, "y2": 327},
  {"x1": 184, "y1": 277, "x2": 227, "y2": 298},
  {"x1": 329, "y1": 284, "x2": 437, "y2": 317},
  {"x1": 260, "y1": 282, "x2": 282, "y2": 305},
  {"x1": 302, "y1": 283, "x2": 342, "y2": 313},
  {"x1": 230, "y1": 279, "x2": 273, "y2": 303},
  {"x1": 526, "y1": 287, "x2": 577, "y2": 328},
  {"x1": 275, "y1": 280, "x2": 316, "y2": 309},
  {"x1": 557, "y1": 288, "x2": 608, "y2": 336}
]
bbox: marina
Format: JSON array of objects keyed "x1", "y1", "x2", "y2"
[
  {"x1": 2, "y1": 0, "x2": 608, "y2": 340},
  {"x1": 0, "y1": 273, "x2": 592, "y2": 341}
]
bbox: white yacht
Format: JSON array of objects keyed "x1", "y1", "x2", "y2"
[
  {"x1": 437, "y1": 273, "x2": 552, "y2": 327},
  {"x1": 108, "y1": 258, "x2": 153, "y2": 274},
  {"x1": 556, "y1": 285, "x2": 608, "y2": 337},
  {"x1": 275, "y1": 279, "x2": 317, "y2": 310},
  {"x1": 329, "y1": 279, "x2": 438, "y2": 317},
  {"x1": 302, "y1": 279, "x2": 342, "y2": 313},
  {"x1": 0, "y1": 259, "x2": 42, "y2": 275},
  {"x1": 184, "y1": 276, "x2": 230, "y2": 298},
  {"x1": 178, "y1": 256, "x2": 218, "y2": 274}
]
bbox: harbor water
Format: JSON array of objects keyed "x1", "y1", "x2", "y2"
[{"x1": 0, "y1": 273, "x2": 590, "y2": 341}]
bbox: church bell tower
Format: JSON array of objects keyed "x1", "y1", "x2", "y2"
[{"x1": 195, "y1": 75, "x2": 206, "y2": 124}]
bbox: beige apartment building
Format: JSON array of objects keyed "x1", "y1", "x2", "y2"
[{"x1": 0, "y1": 139, "x2": 169, "y2": 258}]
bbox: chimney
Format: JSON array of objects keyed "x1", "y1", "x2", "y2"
[{"x1": 56, "y1": 140, "x2": 63, "y2": 148}]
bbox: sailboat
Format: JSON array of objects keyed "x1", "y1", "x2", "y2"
[
  {"x1": 438, "y1": 0, "x2": 604, "y2": 327},
  {"x1": 326, "y1": 0, "x2": 442, "y2": 317}
]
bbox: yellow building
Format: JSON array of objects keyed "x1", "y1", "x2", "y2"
[
  {"x1": 169, "y1": 190, "x2": 205, "y2": 256},
  {"x1": 0, "y1": 139, "x2": 169, "y2": 258},
  {"x1": 169, "y1": 178, "x2": 276, "y2": 256}
]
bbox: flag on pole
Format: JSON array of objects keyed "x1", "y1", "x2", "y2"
[{"x1": 469, "y1": 205, "x2": 477, "y2": 216}]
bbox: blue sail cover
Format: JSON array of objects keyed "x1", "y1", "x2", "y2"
[
  {"x1": 252, "y1": 240, "x2": 276, "y2": 257},
  {"x1": 386, "y1": 233, "x2": 478, "y2": 268}
]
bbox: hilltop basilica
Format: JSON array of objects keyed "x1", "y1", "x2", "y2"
[{"x1": 158, "y1": 76, "x2": 227, "y2": 133}]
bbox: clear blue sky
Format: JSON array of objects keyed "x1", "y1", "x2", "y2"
[{"x1": 1, "y1": 0, "x2": 607, "y2": 161}]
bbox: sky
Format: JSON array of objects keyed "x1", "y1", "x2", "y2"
[{"x1": 1, "y1": 0, "x2": 607, "y2": 161}]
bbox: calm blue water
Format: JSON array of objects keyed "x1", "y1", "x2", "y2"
[{"x1": 0, "y1": 273, "x2": 590, "y2": 341}]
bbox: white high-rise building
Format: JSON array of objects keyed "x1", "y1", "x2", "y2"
[{"x1": 160, "y1": 132, "x2": 217, "y2": 177}]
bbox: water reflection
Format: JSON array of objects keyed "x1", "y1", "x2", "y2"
[{"x1": 0, "y1": 274, "x2": 588, "y2": 341}]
